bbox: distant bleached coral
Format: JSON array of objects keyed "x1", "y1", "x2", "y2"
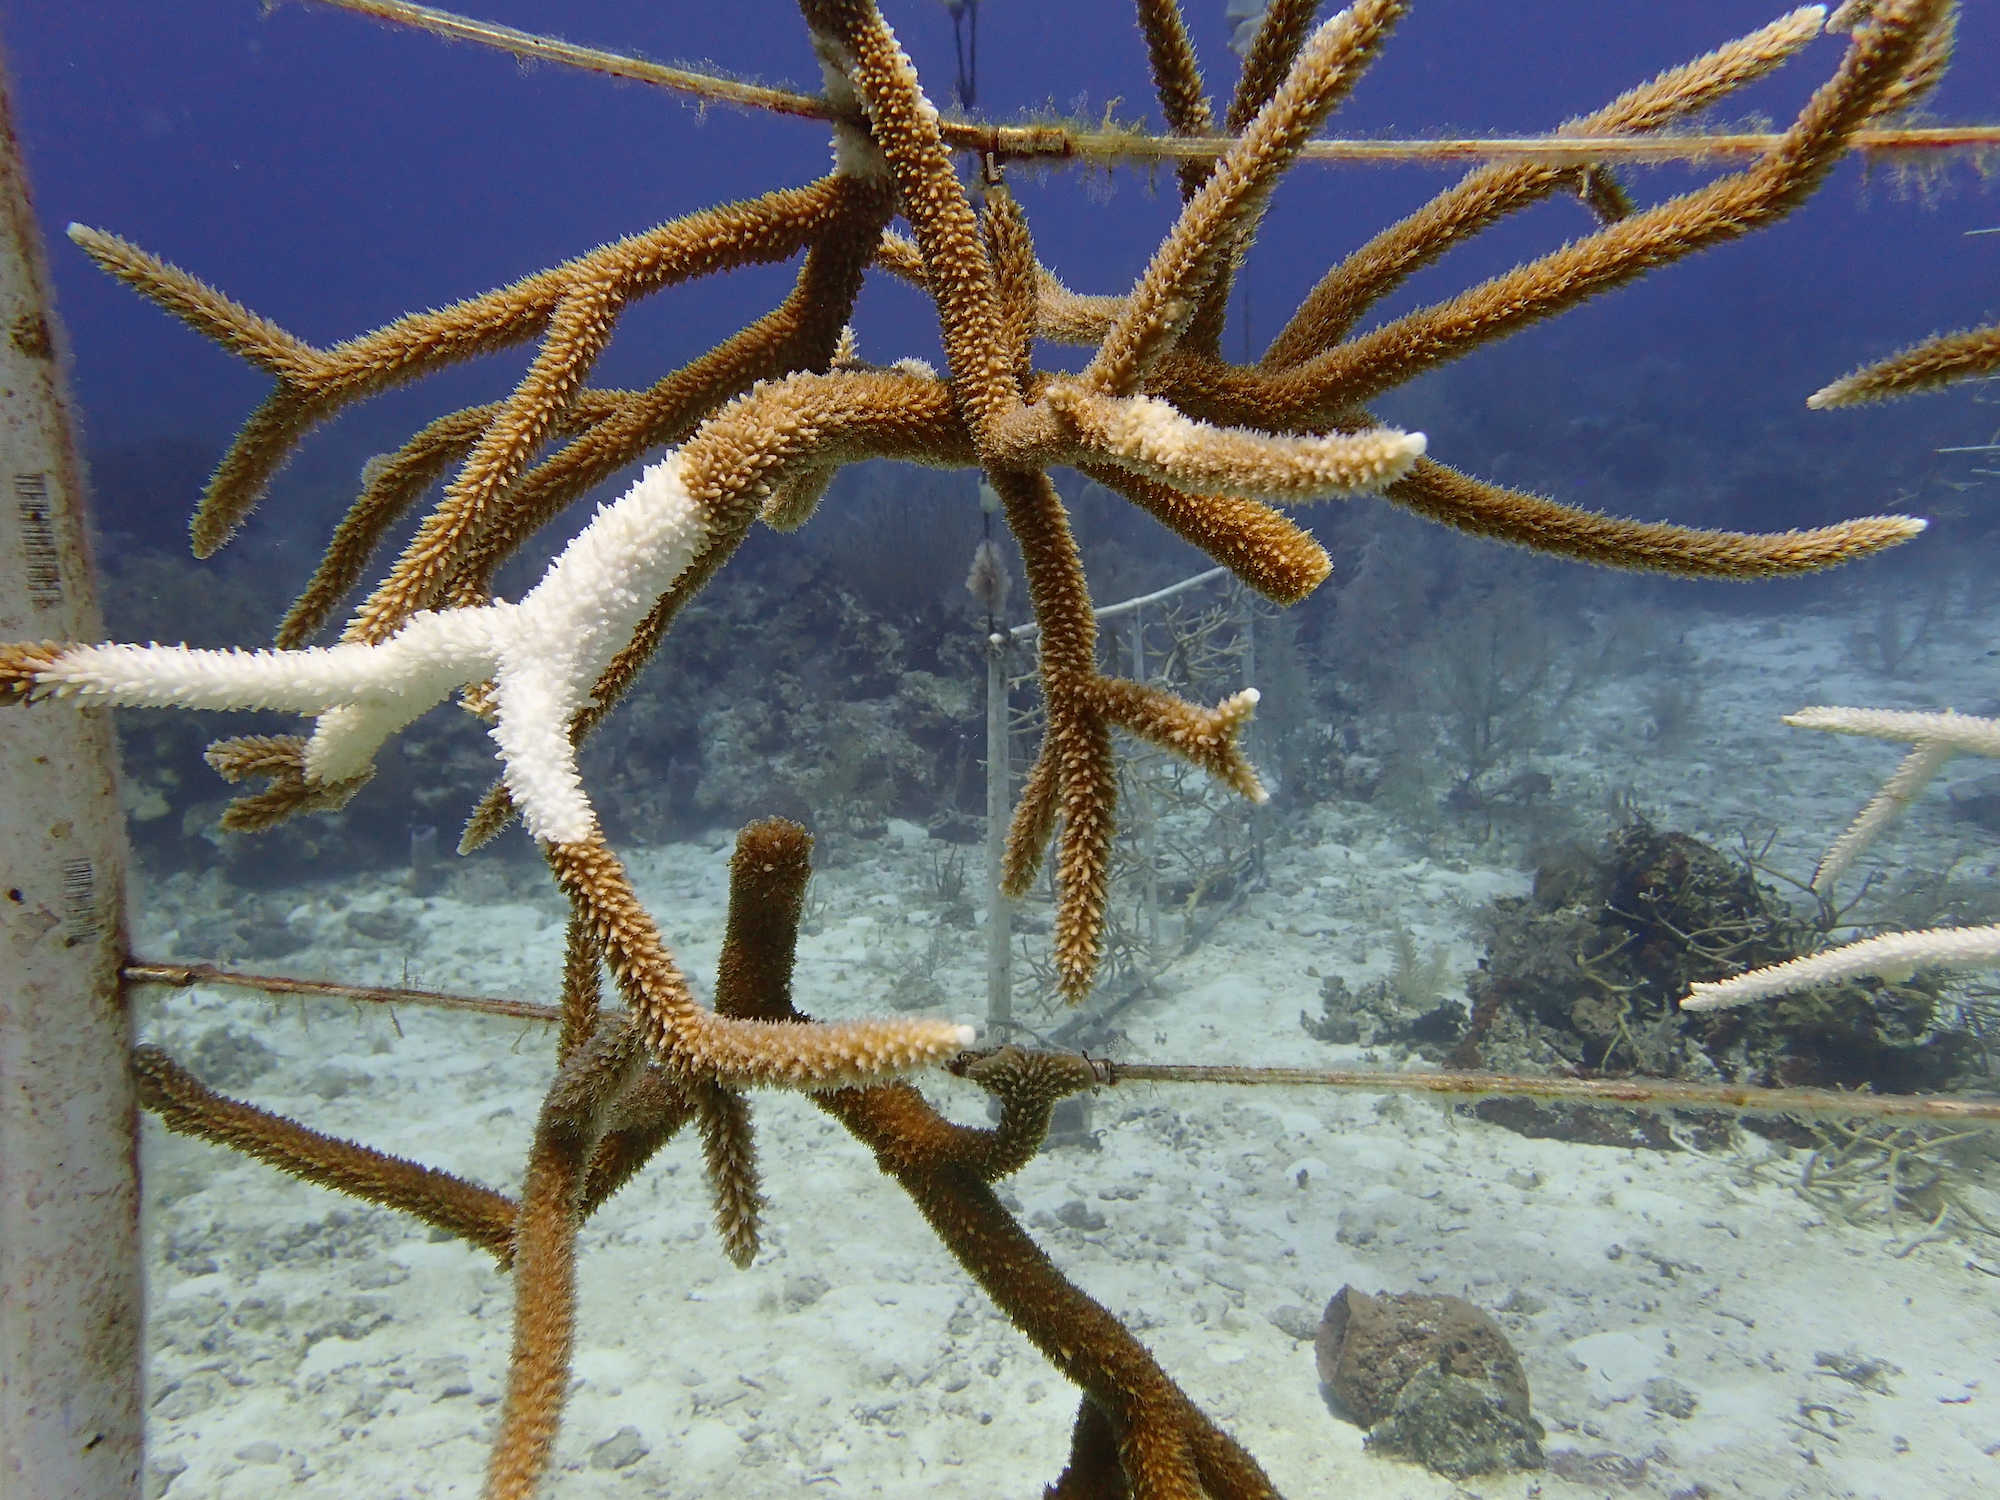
[{"x1": 1681, "y1": 705, "x2": 2000, "y2": 1010}]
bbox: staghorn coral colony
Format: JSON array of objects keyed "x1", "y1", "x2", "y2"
[{"x1": 7, "y1": 0, "x2": 2000, "y2": 1495}]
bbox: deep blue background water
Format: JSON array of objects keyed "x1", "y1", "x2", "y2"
[{"x1": 2, "y1": 1, "x2": 1995, "y2": 573}]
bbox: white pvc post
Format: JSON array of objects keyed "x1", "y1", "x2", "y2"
[
  {"x1": 0, "y1": 50, "x2": 145, "y2": 1500},
  {"x1": 983, "y1": 632, "x2": 1011, "y2": 1034},
  {"x1": 1126, "y1": 608, "x2": 1158, "y2": 958},
  {"x1": 1238, "y1": 581, "x2": 1256, "y2": 693}
]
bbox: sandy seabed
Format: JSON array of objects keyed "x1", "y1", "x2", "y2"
[{"x1": 131, "y1": 601, "x2": 2000, "y2": 1499}]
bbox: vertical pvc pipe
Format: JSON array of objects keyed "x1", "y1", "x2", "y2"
[
  {"x1": 1126, "y1": 609, "x2": 1158, "y2": 959},
  {"x1": 1238, "y1": 582, "x2": 1256, "y2": 696},
  {"x1": 983, "y1": 633, "x2": 1011, "y2": 1035},
  {"x1": 0, "y1": 50, "x2": 144, "y2": 1500}
]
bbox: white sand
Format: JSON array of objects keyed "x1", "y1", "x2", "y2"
[{"x1": 132, "y1": 599, "x2": 2000, "y2": 1499}]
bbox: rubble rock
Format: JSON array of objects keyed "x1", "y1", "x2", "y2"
[
  {"x1": 1315, "y1": 1286, "x2": 1533, "y2": 1427},
  {"x1": 1367, "y1": 1365, "x2": 1546, "y2": 1478}
]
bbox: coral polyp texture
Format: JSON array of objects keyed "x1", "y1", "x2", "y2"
[
  {"x1": 0, "y1": 1, "x2": 1961, "y2": 1496},
  {"x1": 1809, "y1": 320, "x2": 2000, "y2": 408}
]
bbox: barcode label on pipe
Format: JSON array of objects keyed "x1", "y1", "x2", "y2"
[
  {"x1": 14, "y1": 471, "x2": 62, "y2": 607},
  {"x1": 61, "y1": 858, "x2": 99, "y2": 943}
]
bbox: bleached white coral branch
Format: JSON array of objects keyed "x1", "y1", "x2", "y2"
[
  {"x1": 1680, "y1": 704, "x2": 2000, "y2": 1013},
  {"x1": 1783, "y1": 705, "x2": 2000, "y2": 890},
  {"x1": 1785, "y1": 705, "x2": 2000, "y2": 755},
  {"x1": 1812, "y1": 741, "x2": 1956, "y2": 890},
  {"x1": 32, "y1": 454, "x2": 713, "y2": 845},
  {"x1": 1683, "y1": 923, "x2": 2000, "y2": 1009}
]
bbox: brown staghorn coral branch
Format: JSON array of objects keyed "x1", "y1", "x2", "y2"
[
  {"x1": 281, "y1": 182, "x2": 848, "y2": 399},
  {"x1": 1047, "y1": 1398, "x2": 1129, "y2": 1499},
  {"x1": 1134, "y1": 0, "x2": 1215, "y2": 204},
  {"x1": 134, "y1": 990, "x2": 690, "y2": 1329},
  {"x1": 398, "y1": 176, "x2": 894, "y2": 628},
  {"x1": 277, "y1": 392, "x2": 632, "y2": 648},
  {"x1": 1085, "y1": 0, "x2": 1405, "y2": 398},
  {"x1": 0, "y1": 639, "x2": 66, "y2": 701},
  {"x1": 1383, "y1": 456, "x2": 1927, "y2": 578},
  {"x1": 1262, "y1": 5, "x2": 1829, "y2": 368},
  {"x1": 1081, "y1": 676, "x2": 1266, "y2": 803},
  {"x1": 204, "y1": 733, "x2": 373, "y2": 830},
  {"x1": 133, "y1": 1044, "x2": 519, "y2": 1260},
  {"x1": 545, "y1": 830, "x2": 972, "y2": 1087},
  {"x1": 202, "y1": 733, "x2": 317, "y2": 781},
  {"x1": 690, "y1": 819, "x2": 1274, "y2": 1496},
  {"x1": 714, "y1": 817, "x2": 817, "y2": 1022},
  {"x1": 697, "y1": 823, "x2": 807, "y2": 1270},
  {"x1": 871, "y1": 229, "x2": 928, "y2": 289},
  {"x1": 354, "y1": 280, "x2": 629, "y2": 642},
  {"x1": 278, "y1": 404, "x2": 497, "y2": 647},
  {"x1": 457, "y1": 779, "x2": 520, "y2": 856},
  {"x1": 1179, "y1": 0, "x2": 1325, "y2": 357},
  {"x1": 802, "y1": 0, "x2": 1024, "y2": 448},
  {"x1": 760, "y1": 462, "x2": 840, "y2": 533},
  {"x1": 1810, "y1": 322, "x2": 2000, "y2": 407},
  {"x1": 818, "y1": 1068, "x2": 1279, "y2": 1497},
  {"x1": 991, "y1": 468, "x2": 1116, "y2": 1000},
  {"x1": 65, "y1": 224, "x2": 315, "y2": 378},
  {"x1": 1075, "y1": 462, "x2": 1329, "y2": 606},
  {"x1": 969, "y1": 468, "x2": 1295, "y2": 997},
  {"x1": 1001, "y1": 738, "x2": 1063, "y2": 899},
  {"x1": 680, "y1": 818, "x2": 832, "y2": 1269},
  {"x1": 1223, "y1": 0, "x2": 1947, "y2": 422},
  {"x1": 557, "y1": 900, "x2": 605, "y2": 1064},
  {"x1": 692, "y1": 1082, "x2": 766, "y2": 1268},
  {"x1": 980, "y1": 176, "x2": 1040, "y2": 392},
  {"x1": 1842, "y1": 0, "x2": 1959, "y2": 124},
  {"x1": 194, "y1": 390, "x2": 317, "y2": 556},
  {"x1": 1038, "y1": 266, "x2": 1125, "y2": 347},
  {"x1": 956, "y1": 1045, "x2": 1112, "y2": 1180},
  {"x1": 1227, "y1": 0, "x2": 1321, "y2": 135},
  {"x1": 819, "y1": 1045, "x2": 1105, "y2": 1185},
  {"x1": 341, "y1": 175, "x2": 882, "y2": 640},
  {"x1": 73, "y1": 177, "x2": 851, "y2": 558},
  {"x1": 488, "y1": 1017, "x2": 651, "y2": 1500},
  {"x1": 574, "y1": 1068, "x2": 696, "y2": 1221}
]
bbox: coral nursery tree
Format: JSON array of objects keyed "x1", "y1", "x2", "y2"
[{"x1": 0, "y1": 0, "x2": 1968, "y2": 1495}]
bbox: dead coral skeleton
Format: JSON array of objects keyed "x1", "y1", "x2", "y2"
[
  {"x1": 1683, "y1": 708, "x2": 2000, "y2": 1011},
  {"x1": 0, "y1": 1, "x2": 1967, "y2": 1496}
]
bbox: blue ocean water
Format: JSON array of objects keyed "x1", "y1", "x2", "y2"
[{"x1": 7, "y1": 2, "x2": 1993, "y2": 507}]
